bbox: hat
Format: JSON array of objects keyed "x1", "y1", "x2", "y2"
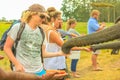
[
  {"x1": 28, "y1": 4, "x2": 49, "y2": 17},
  {"x1": 28, "y1": 4, "x2": 45, "y2": 12}
]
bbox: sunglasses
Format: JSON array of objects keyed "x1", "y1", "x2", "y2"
[{"x1": 40, "y1": 14, "x2": 46, "y2": 19}]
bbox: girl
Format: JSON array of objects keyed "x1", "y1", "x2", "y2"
[{"x1": 67, "y1": 19, "x2": 89, "y2": 78}]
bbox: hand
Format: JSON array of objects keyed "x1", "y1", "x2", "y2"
[
  {"x1": 101, "y1": 22, "x2": 106, "y2": 27},
  {"x1": 57, "y1": 50, "x2": 68, "y2": 56},
  {"x1": 0, "y1": 55, "x2": 4, "y2": 60},
  {"x1": 44, "y1": 71, "x2": 67, "y2": 80},
  {"x1": 83, "y1": 47, "x2": 91, "y2": 52},
  {"x1": 15, "y1": 63, "x2": 25, "y2": 72}
]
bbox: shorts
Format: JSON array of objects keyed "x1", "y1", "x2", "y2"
[{"x1": 92, "y1": 50, "x2": 100, "y2": 54}]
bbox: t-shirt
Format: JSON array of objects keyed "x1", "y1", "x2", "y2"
[
  {"x1": 68, "y1": 28, "x2": 80, "y2": 38},
  {"x1": 68, "y1": 28, "x2": 81, "y2": 59},
  {"x1": 7, "y1": 23, "x2": 46, "y2": 73},
  {"x1": 87, "y1": 17, "x2": 99, "y2": 34}
]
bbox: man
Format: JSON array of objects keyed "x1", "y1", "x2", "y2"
[
  {"x1": 87, "y1": 10, "x2": 105, "y2": 71},
  {"x1": 4, "y1": 3, "x2": 67, "y2": 79}
]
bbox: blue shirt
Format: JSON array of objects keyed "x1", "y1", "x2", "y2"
[{"x1": 87, "y1": 17, "x2": 99, "y2": 34}]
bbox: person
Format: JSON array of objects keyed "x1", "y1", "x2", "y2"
[
  {"x1": 4, "y1": 4, "x2": 67, "y2": 79},
  {"x1": 87, "y1": 10, "x2": 106, "y2": 71},
  {"x1": 67, "y1": 18, "x2": 90, "y2": 78},
  {"x1": 43, "y1": 10, "x2": 67, "y2": 80},
  {"x1": 0, "y1": 68, "x2": 67, "y2": 80}
]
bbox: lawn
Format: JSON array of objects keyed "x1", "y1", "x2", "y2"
[{"x1": 0, "y1": 22, "x2": 120, "y2": 80}]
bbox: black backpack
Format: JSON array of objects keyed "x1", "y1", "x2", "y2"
[
  {"x1": 0, "y1": 20, "x2": 21, "y2": 51},
  {"x1": 9, "y1": 22, "x2": 45, "y2": 70}
]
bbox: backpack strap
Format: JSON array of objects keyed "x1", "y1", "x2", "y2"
[
  {"x1": 38, "y1": 27, "x2": 45, "y2": 64},
  {"x1": 10, "y1": 22, "x2": 25, "y2": 70},
  {"x1": 13, "y1": 22, "x2": 25, "y2": 56}
]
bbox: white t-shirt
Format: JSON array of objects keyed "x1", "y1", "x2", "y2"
[{"x1": 8, "y1": 23, "x2": 46, "y2": 73}]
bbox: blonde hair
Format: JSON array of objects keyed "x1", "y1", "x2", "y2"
[
  {"x1": 47, "y1": 7, "x2": 56, "y2": 13},
  {"x1": 47, "y1": 10, "x2": 61, "y2": 22},
  {"x1": 67, "y1": 19, "x2": 76, "y2": 31},
  {"x1": 90, "y1": 10, "x2": 100, "y2": 17},
  {"x1": 22, "y1": 10, "x2": 40, "y2": 23}
]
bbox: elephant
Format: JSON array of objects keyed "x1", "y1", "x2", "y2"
[{"x1": 62, "y1": 22, "x2": 120, "y2": 54}]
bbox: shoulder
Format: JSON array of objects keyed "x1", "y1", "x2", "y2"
[{"x1": 10, "y1": 23, "x2": 21, "y2": 31}]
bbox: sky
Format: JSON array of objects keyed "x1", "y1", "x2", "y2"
[{"x1": 0, "y1": 0, "x2": 62, "y2": 20}]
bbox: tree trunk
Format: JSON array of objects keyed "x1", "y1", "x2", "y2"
[{"x1": 62, "y1": 23, "x2": 120, "y2": 53}]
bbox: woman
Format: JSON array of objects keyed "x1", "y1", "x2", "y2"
[
  {"x1": 43, "y1": 10, "x2": 67, "y2": 80},
  {"x1": 67, "y1": 19, "x2": 89, "y2": 78}
]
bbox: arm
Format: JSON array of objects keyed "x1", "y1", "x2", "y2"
[
  {"x1": 4, "y1": 36, "x2": 24, "y2": 72},
  {"x1": 71, "y1": 47, "x2": 91, "y2": 52},
  {"x1": 70, "y1": 33, "x2": 78, "y2": 37},
  {"x1": 49, "y1": 30, "x2": 63, "y2": 47},
  {"x1": 97, "y1": 22, "x2": 106, "y2": 31},
  {"x1": 42, "y1": 30, "x2": 66, "y2": 57},
  {"x1": 42, "y1": 44, "x2": 65, "y2": 58},
  {"x1": 0, "y1": 68, "x2": 67, "y2": 80}
]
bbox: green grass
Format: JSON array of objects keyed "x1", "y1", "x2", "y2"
[
  {"x1": 0, "y1": 22, "x2": 120, "y2": 80},
  {"x1": 0, "y1": 22, "x2": 11, "y2": 38}
]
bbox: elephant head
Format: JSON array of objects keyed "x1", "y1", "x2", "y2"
[{"x1": 62, "y1": 22, "x2": 120, "y2": 53}]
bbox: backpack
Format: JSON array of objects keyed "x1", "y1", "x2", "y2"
[
  {"x1": 0, "y1": 20, "x2": 21, "y2": 50},
  {"x1": 8, "y1": 22, "x2": 45, "y2": 70}
]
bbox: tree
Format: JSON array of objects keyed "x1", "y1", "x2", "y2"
[
  {"x1": 61, "y1": 0, "x2": 120, "y2": 22},
  {"x1": 1, "y1": 17, "x2": 6, "y2": 22},
  {"x1": 61, "y1": 0, "x2": 90, "y2": 21}
]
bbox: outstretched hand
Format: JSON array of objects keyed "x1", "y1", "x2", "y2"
[
  {"x1": 44, "y1": 71, "x2": 67, "y2": 80},
  {"x1": 82, "y1": 47, "x2": 91, "y2": 52}
]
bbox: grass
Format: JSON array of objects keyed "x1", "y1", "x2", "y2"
[{"x1": 0, "y1": 22, "x2": 120, "y2": 80}]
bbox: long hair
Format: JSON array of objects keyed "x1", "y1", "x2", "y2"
[
  {"x1": 22, "y1": 10, "x2": 39, "y2": 23},
  {"x1": 66, "y1": 19, "x2": 76, "y2": 31}
]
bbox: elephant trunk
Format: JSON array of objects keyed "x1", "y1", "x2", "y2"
[
  {"x1": 91, "y1": 41, "x2": 120, "y2": 52},
  {"x1": 62, "y1": 23, "x2": 120, "y2": 53}
]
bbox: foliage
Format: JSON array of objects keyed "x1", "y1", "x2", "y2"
[{"x1": 61, "y1": 0, "x2": 120, "y2": 22}]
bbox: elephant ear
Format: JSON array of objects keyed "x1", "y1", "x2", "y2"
[{"x1": 62, "y1": 23, "x2": 120, "y2": 54}]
